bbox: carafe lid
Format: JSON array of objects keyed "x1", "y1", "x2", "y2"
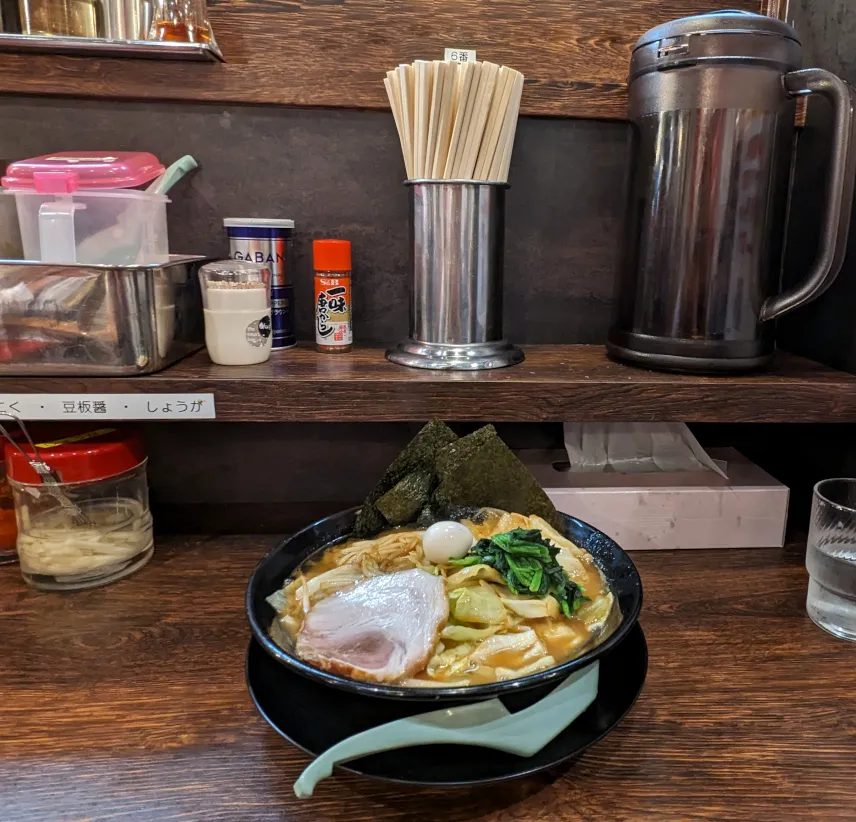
[
  {"x1": 634, "y1": 10, "x2": 800, "y2": 52},
  {"x1": 2, "y1": 151, "x2": 165, "y2": 194}
]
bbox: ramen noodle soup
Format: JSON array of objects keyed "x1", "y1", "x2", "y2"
[{"x1": 266, "y1": 510, "x2": 619, "y2": 687}]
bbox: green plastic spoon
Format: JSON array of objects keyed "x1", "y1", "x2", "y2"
[
  {"x1": 145, "y1": 154, "x2": 199, "y2": 195},
  {"x1": 293, "y1": 660, "x2": 599, "y2": 798}
]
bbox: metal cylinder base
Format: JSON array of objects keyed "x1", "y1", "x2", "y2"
[{"x1": 386, "y1": 340, "x2": 524, "y2": 371}]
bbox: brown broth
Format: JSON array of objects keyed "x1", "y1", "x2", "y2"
[{"x1": 276, "y1": 514, "x2": 618, "y2": 685}]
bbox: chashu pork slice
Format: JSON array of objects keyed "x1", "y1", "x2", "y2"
[{"x1": 296, "y1": 568, "x2": 449, "y2": 683}]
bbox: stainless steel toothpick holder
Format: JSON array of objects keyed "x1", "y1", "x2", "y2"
[{"x1": 386, "y1": 180, "x2": 524, "y2": 370}]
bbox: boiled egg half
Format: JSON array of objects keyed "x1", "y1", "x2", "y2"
[{"x1": 422, "y1": 521, "x2": 475, "y2": 564}]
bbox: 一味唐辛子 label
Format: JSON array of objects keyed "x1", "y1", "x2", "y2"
[{"x1": 315, "y1": 276, "x2": 352, "y2": 347}]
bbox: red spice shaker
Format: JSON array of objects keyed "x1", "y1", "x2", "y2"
[{"x1": 313, "y1": 239, "x2": 353, "y2": 354}]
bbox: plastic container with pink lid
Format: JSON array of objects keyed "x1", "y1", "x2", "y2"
[{"x1": 2, "y1": 151, "x2": 170, "y2": 266}]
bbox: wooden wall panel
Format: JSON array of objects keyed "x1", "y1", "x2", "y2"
[{"x1": 0, "y1": 0, "x2": 763, "y2": 119}]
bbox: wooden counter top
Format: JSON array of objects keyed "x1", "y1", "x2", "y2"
[{"x1": 1, "y1": 536, "x2": 854, "y2": 821}]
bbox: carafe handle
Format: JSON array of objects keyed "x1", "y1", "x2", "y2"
[{"x1": 760, "y1": 69, "x2": 856, "y2": 322}]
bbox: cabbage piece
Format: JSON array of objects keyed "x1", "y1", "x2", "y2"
[
  {"x1": 449, "y1": 656, "x2": 476, "y2": 676},
  {"x1": 577, "y1": 591, "x2": 616, "y2": 634},
  {"x1": 536, "y1": 619, "x2": 592, "y2": 657},
  {"x1": 430, "y1": 626, "x2": 555, "y2": 683},
  {"x1": 495, "y1": 512, "x2": 531, "y2": 533},
  {"x1": 446, "y1": 563, "x2": 505, "y2": 588},
  {"x1": 451, "y1": 585, "x2": 506, "y2": 624},
  {"x1": 269, "y1": 617, "x2": 295, "y2": 652},
  {"x1": 496, "y1": 655, "x2": 556, "y2": 680},
  {"x1": 281, "y1": 614, "x2": 301, "y2": 637},
  {"x1": 387, "y1": 552, "x2": 431, "y2": 573},
  {"x1": 528, "y1": 515, "x2": 590, "y2": 560},
  {"x1": 449, "y1": 665, "x2": 496, "y2": 685},
  {"x1": 398, "y1": 678, "x2": 455, "y2": 688},
  {"x1": 401, "y1": 674, "x2": 490, "y2": 687},
  {"x1": 301, "y1": 565, "x2": 364, "y2": 602},
  {"x1": 426, "y1": 642, "x2": 475, "y2": 678},
  {"x1": 555, "y1": 551, "x2": 589, "y2": 585},
  {"x1": 283, "y1": 565, "x2": 364, "y2": 607},
  {"x1": 500, "y1": 594, "x2": 560, "y2": 619},
  {"x1": 470, "y1": 628, "x2": 548, "y2": 667},
  {"x1": 441, "y1": 623, "x2": 502, "y2": 641},
  {"x1": 265, "y1": 589, "x2": 288, "y2": 613}
]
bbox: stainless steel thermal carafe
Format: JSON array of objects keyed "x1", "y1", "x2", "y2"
[{"x1": 608, "y1": 11, "x2": 856, "y2": 373}]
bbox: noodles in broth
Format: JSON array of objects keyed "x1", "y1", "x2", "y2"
[{"x1": 267, "y1": 510, "x2": 619, "y2": 686}]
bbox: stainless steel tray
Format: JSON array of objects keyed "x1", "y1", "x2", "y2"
[{"x1": 0, "y1": 255, "x2": 209, "y2": 376}]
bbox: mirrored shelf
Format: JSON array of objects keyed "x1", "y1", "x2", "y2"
[{"x1": 0, "y1": 32, "x2": 223, "y2": 61}]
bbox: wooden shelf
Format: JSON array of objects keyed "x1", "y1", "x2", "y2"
[{"x1": 1, "y1": 344, "x2": 854, "y2": 422}]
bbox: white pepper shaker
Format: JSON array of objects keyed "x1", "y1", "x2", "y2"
[{"x1": 199, "y1": 260, "x2": 273, "y2": 366}]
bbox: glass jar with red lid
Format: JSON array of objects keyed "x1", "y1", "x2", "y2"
[
  {"x1": 0, "y1": 425, "x2": 26, "y2": 565},
  {"x1": 5, "y1": 426, "x2": 153, "y2": 591}
]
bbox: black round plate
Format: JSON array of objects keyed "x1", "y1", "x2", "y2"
[
  {"x1": 246, "y1": 621, "x2": 648, "y2": 787},
  {"x1": 247, "y1": 508, "x2": 643, "y2": 702}
]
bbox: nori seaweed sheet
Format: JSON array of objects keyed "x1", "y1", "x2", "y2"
[
  {"x1": 435, "y1": 425, "x2": 497, "y2": 476},
  {"x1": 354, "y1": 420, "x2": 458, "y2": 536},
  {"x1": 416, "y1": 501, "x2": 442, "y2": 529},
  {"x1": 434, "y1": 433, "x2": 560, "y2": 527},
  {"x1": 355, "y1": 420, "x2": 560, "y2": 536},
  {"x1": 443, "y1": 503, "x2": 485, "y2": 523},
  {"x1": 416, "y1": 501, "x2": 481, "y2": 529},
  {"x1": 354, "y1": 504, "x2": 388, "y2": 538},
  {"x1": 375, "y1": 470, "x2": 435, "y2": 526}
]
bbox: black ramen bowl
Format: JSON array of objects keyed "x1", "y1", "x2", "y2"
[{"x1": 246, "y1": 508, "x2": 643, "y2": 704}]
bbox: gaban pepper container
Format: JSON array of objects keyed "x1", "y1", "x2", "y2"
[{"x1": 2, "y1": 151, "x2": 170, "y2": 266}]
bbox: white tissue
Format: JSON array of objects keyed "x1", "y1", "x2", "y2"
[{"x1": 563, "y1": 423, "x2": 727, "y2": 477}]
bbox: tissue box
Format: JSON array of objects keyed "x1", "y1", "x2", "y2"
[{"x1": 521, "y1": 448, "x2": 788, "y2": 551}]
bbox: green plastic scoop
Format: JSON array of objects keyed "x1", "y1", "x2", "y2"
[
  {"x1": 145, "y1": 154, "x2": 199, "y2": 195},
  {"x1": 293, "y1": 660, "x2": 599, "y2": 798}
]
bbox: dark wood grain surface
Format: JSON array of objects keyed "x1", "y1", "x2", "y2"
[
  {"x1": 2, "y1": 534, "x2": 854, "y2": 821},
  {"x1": 0, "y1": 0, "x2": 762, "y2": 119},
  {"x1": 2, "y1": 345, "x2": 856, "y2": 422}
]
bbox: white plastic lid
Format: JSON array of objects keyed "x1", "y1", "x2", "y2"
[{"x1": 223, "y1": 218, "x2": 295, "y2": 228}]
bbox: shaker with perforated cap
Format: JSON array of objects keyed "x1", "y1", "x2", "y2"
[{"x1": 200, "y1": 260, "x2": 273, "y2": 365}]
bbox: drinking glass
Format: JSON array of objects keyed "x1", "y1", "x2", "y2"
[{"x1": 806, "y1": 478, "x2": 856, "y2": 641}]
